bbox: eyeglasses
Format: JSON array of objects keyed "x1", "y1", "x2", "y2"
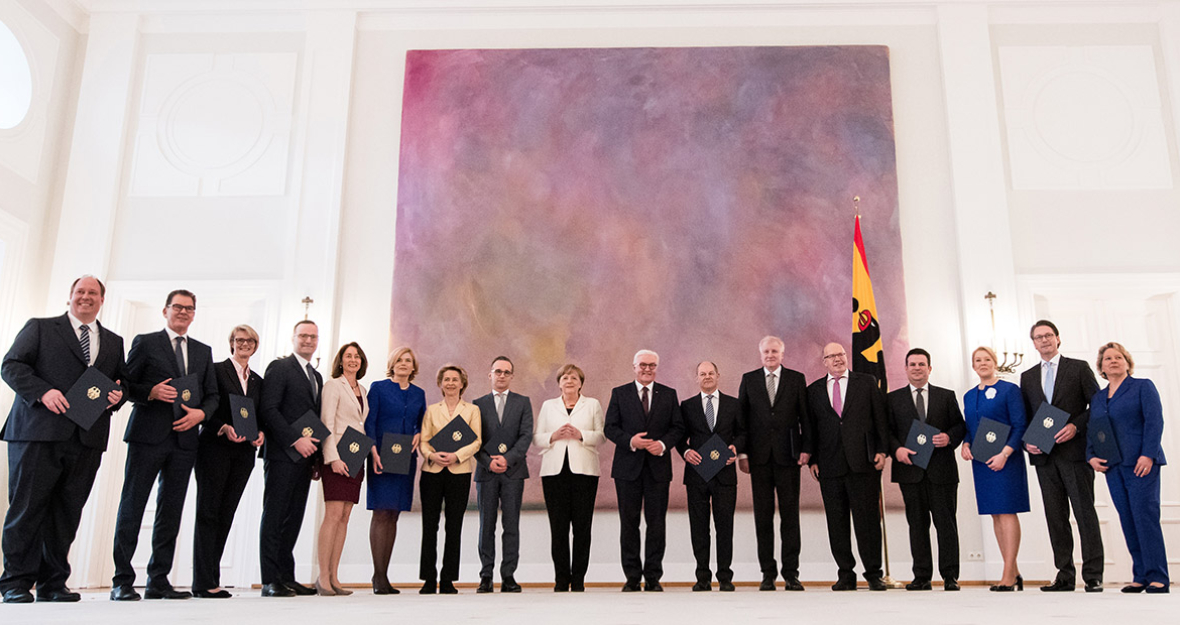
[
  {"x1": 823, "y1": 352, "x2": 847, "y2": 360},
  {"x1": 169, "y1": 304, "x2": 195, "y2": 313},
  {"x1": 296, "y1": 333, "x2": 318, "y2": 340},
  {"x1": 637, "y1": 363, "x2": 658, "y2": 370},
  {"x1": 1032, "y1": 333, "x2": 1057, "y2": 342},
  {"x1": 233, "y1": 338, "x2": 257, "y2": 345},
  {"x1": 492, "y1": 369, "x2": 514, "y2": 376}
]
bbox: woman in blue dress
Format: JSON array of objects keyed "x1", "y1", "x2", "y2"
[
  {"x1": 365, "y1": 347, "x2": 426, "y2": 594},
  {"x1": 1087, "y1": 342, "x2": 1169, "y2": 594},
  {"x1": 961, "y1": 346, "x2": 1028, "y2": 592}
]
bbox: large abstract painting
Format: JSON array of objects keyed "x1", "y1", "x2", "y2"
[{"x1": 393, "y1": 46, "x2": 907, "y2": 509}]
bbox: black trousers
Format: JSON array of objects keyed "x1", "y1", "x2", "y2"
[
  {"x1": 614, "y1": 465, "x2": 669, "y2": 584},
  {"x1": 819, "y1": 471, "x2": 883, "y2": 582},
  {"x1": 542, "y1": 456, "x2": 598, "y2": 586},
  {"x1": 419, "y1": 469, "x2": 471, "y2": 582},
  {"x1": 1035, "y1": 455, "x2": 1104, "y2": 585},
  {"x1": 112, "y1": 436, "x2": 197, "y2": 587},
  {"x1": 0, "y1": 435, "x2": 102, "y2": 593},
  {"x1": 192, "y1": 441, "x2": 255, "y2": 591},
  {"x1": 259, "y1": 456, "x2": 311, "y2": 585},
  {"x1": 476, "y1": 473, "x2": 524, "y2": 580},
  {"x1": 748, "y1": 462, "x2": 801, "y2": 579},
  {"x1": 686, "y1": 479, "x2": 737, "y2": 584},
  {"x1": 899, "y1": 479, "x2": 959, "y2": 582}
]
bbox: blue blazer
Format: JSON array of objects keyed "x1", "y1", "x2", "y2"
[{"x1": 1087, "y1": 376, "x2": 1167, "y2": 467}]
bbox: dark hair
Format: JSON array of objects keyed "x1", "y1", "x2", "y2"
[
  {"x1": 70, "y1": 275, "x2": 106, "y2": 297},
  {"x1": 165, "y1": 289, "x2": 196, "y2": 307},
  {"x1": 332, "y1": 342, "x2": 368, "y2": 380},
  {"x1": 490, "y1": 355, "x2": 514, "y2": 370},
  {"x1": 293, "y1": 319, "x2": 317, "y2": 334},
  {"x1": 556, "y1": 363, "x2": 585, "y2": 385},
  {"x1": 1030, "y1": 319, "x2": 1060, "y2": 345},
  {"x1": 436, "y1": 365, "x2": 469, "y2": 396},
  {"x1": 905, "y1": 348, "x2": 931, "y2": 367}
]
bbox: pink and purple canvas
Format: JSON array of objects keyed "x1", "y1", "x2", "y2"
[{"x1": 394, "y1": 46, "x2": 907, "y2": 509}]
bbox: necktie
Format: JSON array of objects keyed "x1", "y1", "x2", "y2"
[
  {"x1": 641, "y1": 386, "x2": 650, "y2": 416},
  {"x1": 915, "y1": 387, "x2": 926, "y2": 422},
  {"x1": 766, "y1": 373, "x2": 776, "y2": 407},
  {"x1": 831, "y1": 376, "x2": 843, "y2": 416},
  {"x1": 174, "y1": 336, "x2": 186, "y2": 376},
  {"x1": 495, "y1": 393, "x2": 505, "y2": 423},
  {"x1": 1043, "y1": 361, "x2": 1055, "y2": 402},
  {"x1": 79, "y1": 324, "x2": 91, "y2": 366},
  {"x1": 306, "y1": 363, "x2": 318, "y2": 400},
  {"x1": 705, "y1": 394, "x2": 715, "y2": 431}
]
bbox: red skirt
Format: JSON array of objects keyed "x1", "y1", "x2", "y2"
[{"x1": 320, "y1": 459, "x2": 364, "y2": 504}]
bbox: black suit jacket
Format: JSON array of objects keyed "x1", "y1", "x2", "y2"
[
  {"x1": 1, "y1": 314, "x2": 127, "y2": 450},
  {"x1": 259, "y1": 355, "x2": 323, "y2": 463},
  {"x1": 604, "y1": 381, "x2": 683, "y2": 482},
  {"x1": 472, "y1": 390, "x2": 534, "y2": 481},
  {"x1": 676, "y1": 392, "x2": 740, "y2": 486},
  {"x1": 1019, "y1": 356, "x2": 1099, "y2": 465},
  {"x1": 199, "y1": 358, "x2": 264, "y2": 451},
  {"x1": 737, "y1": 367, "x2": 810, "y2": 464},
  {"x1": 124, "y1": 330, "x2": 218, "y2": 451},
  {"x1": 807, "y1": 371, "x2": 889, "y2": 478},
  {"x1": 886, "y1": 384, "x2": 965, "y2": 485}
]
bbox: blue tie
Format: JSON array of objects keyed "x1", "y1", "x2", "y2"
[
  {"x1": 1043, "y1": 361, "x2": 1055, "y2": 402},
  {"x1": 705, "y1": 394, "x2": 715, "y2": 431}
]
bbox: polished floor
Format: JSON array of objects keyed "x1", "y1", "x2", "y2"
[{"x1": 2, "y1": 583, "x2": 1174, "y2": 625}]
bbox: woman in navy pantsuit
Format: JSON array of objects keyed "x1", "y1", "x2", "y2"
[{"x1": 1087, "y1": 342, "x2": 1169, "y2": 594}]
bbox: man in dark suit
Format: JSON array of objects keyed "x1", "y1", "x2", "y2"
[
  {"x1": 111, "y1": 289, "x2": 218, "y2": 601},
  {"x1": 887, "y1": 348, "x2": 965, "y2": 591},
  {"x1": 0, "y1": 276, "x2": 126, "y2": 604},
  {"x1": 736, "y1": 335, "x2": 810, "y2": 591},
  {"x1": 677, "y1": 361, "x2": 741, "y2": 592},
  {"x1": 1020, "y1": 319, "x2": 1103, "y2": 592},
  {"x1": 257, "y1": 319, "x2": 323, "y2": 597},
  {"x1": 472, "y1": 356, "x2": 533, "y2": 594},
  {"x1": 807, "y1": 342, "x2": 889, "y2": 591},
  {"x1": 604, "y1": 349, "x2": 683, "y2": 592}
]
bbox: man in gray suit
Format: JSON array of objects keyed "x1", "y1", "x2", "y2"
[{"x1": 472, "y1": 356, "x2": 533, "y2": 593}]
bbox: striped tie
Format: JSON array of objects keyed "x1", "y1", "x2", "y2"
[{"x1": 79, "y1": 324, "x2": 91, "y2": 365}]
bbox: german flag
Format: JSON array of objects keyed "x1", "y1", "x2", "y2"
[{"x1": 852, "y1": 214, "x2": 887, "y2": 391}]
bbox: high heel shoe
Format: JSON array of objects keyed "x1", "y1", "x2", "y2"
[
  {"x1": 315, "y1": 580, "x2": 336, "y2": 596},
  {"x1": 990, "y1": 575, "x2": 1023, "y2": 592},
  {"x1": 331, "y1": 582, "x2": 352, "y2": 596}
]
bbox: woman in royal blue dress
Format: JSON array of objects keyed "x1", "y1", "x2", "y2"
[
  {"x1": 364, "y1": 347, "x2": 426, "y2": 594},
  {"x1": 961, "y1": 346, "x2": 1028, "y2": 592},
  {"x1": 1087, "y1": 342, "x2": 1169, "y2": 594}
]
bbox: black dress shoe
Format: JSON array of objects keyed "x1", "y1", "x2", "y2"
[
  {"x1": 145, "y1": 585, "x2": 191, "y2": 600},
  {"x1": 692, "y1": 581, "x2": 711, "y2": 592},
  {"x1": 110, "y1": 585, "x2": 141, "y2": 601},
  {"x1": 1085, "y1": 580, "x2": 1104, "y2": 593},
  {"x1": 1145, "y1": 584, "x2": 1169, "y2": 594},
  {"x1": 372, "y1": 574, "x2": 395, "y2": 595},
  {"x1": 944, "y1": 579, "x2": 960, "y2": 591},
  {"x1": 571, "y1": 581, "x2": 585, "y2": 592},
  {"x1": 261, "y1": 583, "x2": 295, "y2": 597},
  {"x1": 784, "y1": 577, "x2": 804, "y2": 591},
  {"x1": 621, "y1": 581, "x2": 641, "y2": 592},
  {"x1": 194, "y1": 589, "x2": 232, "y2": 599},
  {"x1": 867, "y1": 578, "x2": 888, "y2": 591},
  {"x1": 501, "y1": 577, "x2": 522, "y2": 593},
  {"x1": 644, "y1": 580, "x2": 663, "y2": 592},
  {"x1": 439, "y1": 580, "x2": 458, "y2": 594},
  {"x1": 37, "y1": 587, "x2": 81, "y2": 602},
  {"x1": 1122, "y1": 583, "x2": 1146, "y2": 593},
  {"x1": 477, "y1": 578, "x2": 494, "y2": 594},
  {"x1": 554, "y1": 582, "x2": 569, "y2": 592},
  {"x1": 719, "y1": 581, "x2": 736, "y2": 592},
  {"x1": 419, "y1": 580, "x2": 437, "y2": 595},
  {"x1": 285, "y1": 581, "x2": 315, "y2": 596},
  {"x1": 1040, "y1": 580, "x2": 1074, "y2": 592},
  {"x1": 2, "y1": 588, "x2": 34, "y2": 603},
  {"x1": 905, "y1": 580, "x2": 932, "y2": 591},
  {"x1": 831, "y1": 579, "x2": 857, "y2": 591},
  {"x1": 759, "y1": 577, "x2": 777, "y2": 591}
]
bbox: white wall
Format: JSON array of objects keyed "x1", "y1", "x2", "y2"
[{"x1": 1, "y1": 0, "x2": 1177, "y2": 588}]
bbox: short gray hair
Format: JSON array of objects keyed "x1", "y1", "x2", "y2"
[
  {"x1": 759, "y1": 335, "x2": 784, "y2": 350},
  {"x1": 633, "y1": 349, "x2": 659, "y2": 365}
]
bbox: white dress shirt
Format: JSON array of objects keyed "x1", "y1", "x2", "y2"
[
  {"x1": 164, "y1": 327, "x2": 188, "y2": 372},
  {"x1": 1042, "y1": 353, "x2": 1061, "y2": 391},
  {"x1": 827, "y1": 373, "x2": 848, "y2": 410},
  {"x1": 632, "y1": 380, "x2": 664, "y2": 455},
  {"x1": 67, "y1": 312, "x2": 99, "y2": 366}
]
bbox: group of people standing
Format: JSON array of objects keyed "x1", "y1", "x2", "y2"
[{"x1": 0, "y1": 277, "x2": 1169, "y2": 605}]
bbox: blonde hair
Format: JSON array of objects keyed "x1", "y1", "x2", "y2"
[
  {"x1": 971, "y1": 345, "x2": 998, "y2": 365},
  {"x1": 1096, "y1": 342, "x2": 1135, "y2": 379},
  {"x1": 385, "y1": 347, "x2": 419, "y2": 382}
]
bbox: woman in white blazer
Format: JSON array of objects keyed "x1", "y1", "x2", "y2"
[
  {"x1": 316, "y1": 342, "x2": 373, "y2": 596},
  {"x1": 533, "y1": 364, "x2": 604, "y2": 592}
]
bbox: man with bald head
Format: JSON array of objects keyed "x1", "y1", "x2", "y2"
[
  {"x1": 1, "y1": 276, "x2": 126, "y2": 603},
  {"x1": 736, "y1": 336, "x2": 810, "y2": 591},
  {"x1": 807, "y1": 342, "x2": 890, "y2": 591}
]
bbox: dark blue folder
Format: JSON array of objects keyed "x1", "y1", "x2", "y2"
[
  {"x1": 1088, "y1": 416, "x2": 1122, "y2": 466},
  {"x1": 904, "y1": 420, "x2": 941, "y2": 470},
  {"x1": 970, "y1": 417, "x2": 1011, "y2": 463},
  {"x1": 1022, "y1": 402, "x2": 1069, "y2": 454}
]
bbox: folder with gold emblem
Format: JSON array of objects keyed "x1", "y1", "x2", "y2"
[
  {"x1": 428, "y1": 415, "x2": 477, "y2": 453},
  {"x1": 284, "y1": 409, "x2": 330, "y2": 462},
  {"x1": 336, "y1": 426, "x2": 375, "y2": 478},
  {"x1": 228, "y1": 394, "x2": 258, "y2": 441},
  {"x1": 63, "y1": 366, "x2": 119, "y2": 430},
  {"x1": 379, "y1": 433, "x2": 415, "y2": 475},
  {"x1": 168, "y1": 374, "x2": 200, "y2": 419},
  {"x1": 1021, "y1": 401, "x2": 1069, "y2": 454},
  {"x1": 970, "y1": 417, "x2": 1011, "y2": 463},
  {"x1": 691, "y1": 434, "x2": 734, "y2": 483},
  {"x1": 904, "y1": 419, "x2": 941, "y2": 470}
]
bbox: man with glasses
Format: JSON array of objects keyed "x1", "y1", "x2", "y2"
[
  {"x1": 1, "y1": 276, "x2": 126, "y2": 603},
  {"x1": 111, "y1": 289, "x2": 218, "y2": 600},
  {"x1": 806, "y1": 342, "x2": 889, "y2": 591},
  {"x1": 604, "y1": 349, "x2": 683, "y2": 592},
  {"x1": 1020, "y1": 320, "x2": 1103, "y2": 592},
  {"x1": 471, "y1": 356, "x2": 533, "y2": 593}
]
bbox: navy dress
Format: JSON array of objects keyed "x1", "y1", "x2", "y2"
[
  {"x1": 365, "y1": 380, "x2": 426, "y2": 511},
  {"x1": 964, "y1": 380, "x2": 1030, "y2": 515}
]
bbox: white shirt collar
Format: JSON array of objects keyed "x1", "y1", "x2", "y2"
[
  {"x1": 67, "y1": 312, "x2": 94, "y2": 332},
  {"x1": 827, "y1": 372, "x2": 847, "y2": 382},
  {"x1": 700, "y1": 391, "x2": 717, "y2": 400},
  {"x1": 763, "y1": 365, "x2": 781, "y2": 377},
  {"x1": 909, "y1": 383, "x2": 928, "y2": 393},
  {"x1": 294, "y1": 353, "x2": 312, "y2": 369},
  {"x1": 1042, "y1": 353, "x2": 1061, "y2": 367},
  {"x1": 164, "y1": 327, "x2": 186, "y2": 342},
  {"x1": 635, "y1": 380, "x2": 653, "y2": 393}
]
